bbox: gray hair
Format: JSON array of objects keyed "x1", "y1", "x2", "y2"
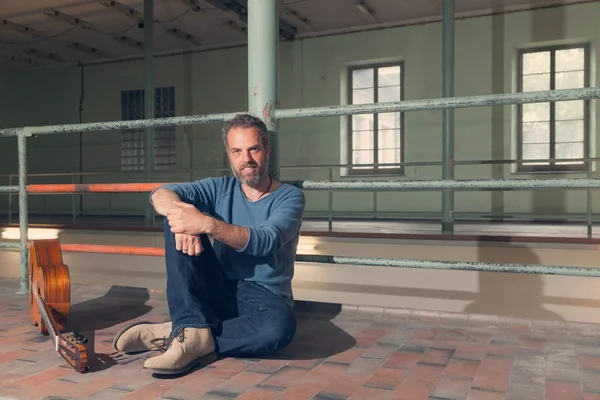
[{"x1": 221, "y1": 114, "x2": 269, "y2": 149}]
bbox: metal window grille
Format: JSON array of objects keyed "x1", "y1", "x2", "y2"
[{"x1": 121, "y1": 86, "x2": 176, "y2": 171}]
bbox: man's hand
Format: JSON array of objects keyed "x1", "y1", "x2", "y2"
[
  {"x1": 167, "y1": 201, "x2": 249, "y2": 252},
  {"x1": 166, "y1": 201, "x2": 213, "y2": 236},
  {"x1": 175, "y1": 233, "x2": 203, "y2": 256}
]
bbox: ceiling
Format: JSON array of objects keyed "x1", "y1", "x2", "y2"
[{"x1": 0, "y1": 0, "x2": 596, "y2": 69}]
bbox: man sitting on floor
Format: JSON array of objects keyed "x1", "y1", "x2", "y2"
[{"x1": 113, "y1": 113, "x2": 306, "y2": 375}]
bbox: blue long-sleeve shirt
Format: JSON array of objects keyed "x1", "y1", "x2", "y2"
[{"x1": 151, "y1": 176, "x2": 306, "y2": 306}]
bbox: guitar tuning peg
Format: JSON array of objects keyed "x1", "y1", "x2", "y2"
[{"x1": 72, "y1": 331, "x2": 88, "y2": 344}]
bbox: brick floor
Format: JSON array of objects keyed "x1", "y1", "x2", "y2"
[{"x1": 1, "y1": 277, "x2": 600, "y2": 399}]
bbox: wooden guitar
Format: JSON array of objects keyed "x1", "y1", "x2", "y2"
[{"x1": 29, "y1": 239, "x2": 89, "y2": 373}]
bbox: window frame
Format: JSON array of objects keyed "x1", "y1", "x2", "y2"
[
  {"x1": 516, "y1": 43, "x2": 590, "y2": 173},
  {"x1": 120, "y1": 86, "x2": 176, "y2": 172},
  {"x1": 346, "y1": 61, "x2": 405, "y2": 176}
]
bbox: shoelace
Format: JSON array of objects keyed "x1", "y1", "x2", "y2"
[{"x1": 149, "y1": 327, "x2": 186, "y2": 352}]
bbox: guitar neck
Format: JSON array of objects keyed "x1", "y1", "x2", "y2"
[
  {"x1": 33, "y1": 289, "x2": 85, "y2": 372},
  {"x1": 34, "y1": 290, "x2": 59, "y2": 351}
]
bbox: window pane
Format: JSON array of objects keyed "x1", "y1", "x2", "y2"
[
  {"x1": 352, "y1": 69, "x2": 373, "y2": 89},
  {"x1": 522, "y1": 121, "x2": 549, "y2": 143},
  {"x1": 522, "y1": 103, "x2": 549, "y2": 122},
  {"x1": 523, "y1": 143, "x2": 549, "y2": 163},
  {"x1": 353, "y1": 150, "x2": 374, "y2": 168},
  {"x1": 556, "y1": 142, "x2": 584, "y2": 161},
  {"x1": 378, "y1": 129, "x2": 401, "y2": 149},
  {"x1": 555, "y1": 100, "x2": 584, "y2": 120},
  {"x1": 353, "y1": 88, "x2": 373, "y2": 104},
  {"x1": 556, "y1": 48, "x2": 585, "y2": 72},
  {"x1": 555, "y1": 120, "x2": 584, "y2": 143},
  {"x1": 352, "y1": 114, "x2": 374, "y2": 131},
  {"x1": 556, "y1": 71, "x2": 584, "y2": 89},
  {"x1": 378, "y1": 148, "x2": 401, "y2": 168},
  {"x1": 378, "y1": 86, "x2": 400, "y2": 102},
  {"x1": 352, "y1": 130, "x2": 374, "y2": 150},
  {"x1": 522, "y1": 73, "x2": 550, "y2": 91},
  {"x1": 378, "y1": 66, "x2": 400, "y2": 86},
  {"x1": 378, "y1": 112, "x2": 400, "y2": 130},
  {"x1": 522, "y1": 51, "x2": 550, "y2": 74}
]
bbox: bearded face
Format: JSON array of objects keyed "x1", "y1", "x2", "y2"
[
  {"x1": 231, "y1": 155, "x2": 267, "y2": 187},
  {"x1": 225, "y1": 126, "x2": 270, "y2": 188}
]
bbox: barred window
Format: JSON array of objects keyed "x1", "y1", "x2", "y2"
[
  {"x1": 348, "y1": 63, "x2": 404, "y2": 174},
  {"x1": 121, "y1": 86, "x2": 176, "y2": 171},
  {"x1": 517, "y1": 44, "x2": 589, "y2": 172}
]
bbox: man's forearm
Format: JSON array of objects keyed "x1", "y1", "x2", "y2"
[
  {"x1": 207, "y1": 218, "x2": 249, "y2": 251},
  {"x1": 151, "y1": 188, "x2": 181, "y2": 216}
]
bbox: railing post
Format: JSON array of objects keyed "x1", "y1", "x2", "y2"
[
  {"x1": 144, "y1": 0, "x2": 155, "y2": 226},
  {"x1": 17, "y1": 128, "x2": 30, "y2": 295},
  {"x1": 8, "y1": 174, "x2": 12, "y2": 224},
  {"x1": 442, "y1": 0, "x2": 455, "y2": 234},
  {"x1": 328, "y1": 167, "x2": 333, "y2": 232},
  {"x1": 248, "y1": 0, "x2": 279, "y2": 179},
  {"x1": 587, "y1": 158, "x2": 593, "y2": 238},
  {"x1": 71, "y1": 173, "x2": 76, "y2": 225},
  {"x1": 373, "y1": 191, "x2": 378, "y2": 218}
]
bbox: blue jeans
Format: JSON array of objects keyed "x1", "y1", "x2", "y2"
[{"x1": 162, "y1": 218, "x2": 297, "y2": 358}]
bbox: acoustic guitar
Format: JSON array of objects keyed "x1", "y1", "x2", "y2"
[{"x1": 29, "y1": 239, "x2": 88, "y2": 373}]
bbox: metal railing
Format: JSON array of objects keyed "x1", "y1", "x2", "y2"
[
  {"x1": 0, "y1": 0, "x2": 599, "y2": 297},
  {"x1": 0, "y1": 86, "x2": 599, "y2": 295},
  {"x1": 1, "y1": 156, "x2": 598, "y2": 232}
]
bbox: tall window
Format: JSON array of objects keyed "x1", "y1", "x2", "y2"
[
  {"x1": 121, "y1": 86, "x2": 176, "y2": 171},
  {"x1": 517, "y1": 44, "x2": 589, "y2": 172},
  {"x1": 348, "y1": 63, "x2": 404, "y2": 174}
]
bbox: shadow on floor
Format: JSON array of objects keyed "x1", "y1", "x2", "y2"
[
  {"x1": 68, "y1": 286, "x2": 153, "y2": 332},
  {"x1": 66, "y1": 286, "x2": 154, "y2": 372},
  {"x1": 258, "y1": 301, "x2": 357, "y2": 361},
  {"x1": 62, "y1": 292, "x2": 355, "y2": 372}
]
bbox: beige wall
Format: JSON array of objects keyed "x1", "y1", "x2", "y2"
[
  {"x1": 2, "y1": 228, "x2": 600, "y2": 325},
  {"x1": 0, "y1": 2, "x2": 599, "y2": 219}
]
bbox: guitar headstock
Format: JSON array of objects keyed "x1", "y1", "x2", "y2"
[{"x1": 59, "y1": 333, "x2": 89, "y2": 373}]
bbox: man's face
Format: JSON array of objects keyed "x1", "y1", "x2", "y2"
[{"x1": 226, "y1": 126, "x2": 269, "y2": 187}]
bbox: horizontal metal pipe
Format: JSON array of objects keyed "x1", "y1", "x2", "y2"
[
  {"x1": 0, "y1": 186, "x2": 18, "y2": 193},
  {"x1": 455, "y1": 157, "x2": 600, "y2": 165},
  {"x1": 0, "y1": 112, "x2": 241, "y2": 137},
  {"x1": 275, "y1": 87, "x2": 600, "y2": 119},
  {"x1": 61, "y1": 243, "x2": 164, "y2": 256},
  {"x1": 5, "y1": 242, "x2": 597, "y2": 278},
  {"x1": 33, "y1": 243, "x2": 600, "y2": 278},
  {"x1": 0, "y1": 242, "x2": 165, "y2": 255},
  {"x1": 296, "y1": 255, "x2": 600, "y2": 277},
  {"x1": 26, "y1": 183, "x2": 168, "y2": 193},
  {"x1": 8, "y1": 178, "x2": 600, "y2": 195},
  {"x1": 1, "y1": 88, "x2": 596, "y2": 136},
  {"x1": 289, "y1": 178, "x2": 600, "y2": 190},
  {"x1": 1, "y1": 157, "x2": 597, "y2": 180}
]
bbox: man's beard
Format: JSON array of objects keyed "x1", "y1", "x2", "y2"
[{"x1": 231, "y1": 162, "x2": 267, "y2": 187}]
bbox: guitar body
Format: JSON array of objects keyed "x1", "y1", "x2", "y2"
[
  {"x1": 29, "y1": 239, "x2": 70, "y2": 334},
  {"x1": 28, "y1": 239, "x2": 87, "y2": 373}
]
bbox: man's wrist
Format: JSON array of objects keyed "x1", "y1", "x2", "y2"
[{"x1": 204, "y1": 216, "x2": 218, "y2": 236}]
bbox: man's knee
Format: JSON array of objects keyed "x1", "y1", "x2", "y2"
[{"x1": 258, "y1": 306, "x2": 297, "y2": 353}]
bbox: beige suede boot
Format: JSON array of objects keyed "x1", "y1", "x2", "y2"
[
  {"x1": 143, "y1": 327, "x2": 217, "y2": 375},
  {"x1": 113, "y1": 321, "x2": 172, "y2": 353}
]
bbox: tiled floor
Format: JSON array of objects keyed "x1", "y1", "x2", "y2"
[{"x1": 1, "y1": 277, "x2": 600, "y2": 400}]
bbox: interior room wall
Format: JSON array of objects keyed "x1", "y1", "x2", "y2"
[{"x1": 0, "y1": 2, "x2": 598, "y2": 220}]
